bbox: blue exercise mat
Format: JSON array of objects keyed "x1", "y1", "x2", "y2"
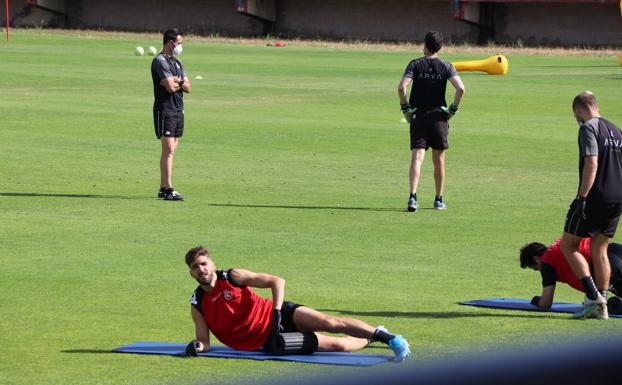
[
  {"x1": 112, "y1": 342, "x2": 393, "y2": 366},
  {"x1": 459, "y1": 298, "x2": 622, "y2": 318}
]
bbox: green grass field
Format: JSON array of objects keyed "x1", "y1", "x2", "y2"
[{"x1": 1, "y1": 30, "x2": 621, "y2": 385}]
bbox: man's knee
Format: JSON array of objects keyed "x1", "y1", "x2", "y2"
[
  {"x1": 161, "y1": 144, "x2": 176, "y2": 157},
  {"x1": 321, "y1": 339, "x2": 348, "y2": 352},
  {"x1": 318, "y1": 315, "x2": 346, "y2": 331},
  {"x1": 560, "y1": 234, "x2": 580, "y2": 256},
  {"x1": 316, "y1": 334, "x2": 350, "y2": 352},
  {"x1": 411, "y1": 149, "x2": 425, "y2": 162}
]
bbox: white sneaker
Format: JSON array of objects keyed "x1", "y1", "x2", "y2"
[
  {"x1": 591, "y1": 299, "x2": 609, "y2": 320},
  {"x1": 573, "y1": 295, "x2": 607, "y2": 320}
]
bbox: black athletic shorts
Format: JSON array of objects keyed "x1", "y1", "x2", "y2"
[
  {"x1": 564, "y1": 199, "x2": 622, "y2": 238},
  {"x1": 154, "y1": 108, "x2": 184, "y2": 139},
  {"x1": 410, "y1": 108, "x2": 449, "y2": 151},
  {"x1": 262, "y1": 301, "x2": 319, "y2": 354}
]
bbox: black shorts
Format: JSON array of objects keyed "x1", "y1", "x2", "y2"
[
  {"x1": 564, "y1": 199, "x2": 622, "y2": 238},
  {"x1": 410, "y1": 108, "x2": 449, "y2": 151},
  {"x1": 154, "y1": 108, "x2": 184, "y2": 139},
  {"x1": 262, "y1": 301, "x2": 319, "y2": 354},
  {"x1": 280, "y1": 301, "x2": 302, "y2": 332}
]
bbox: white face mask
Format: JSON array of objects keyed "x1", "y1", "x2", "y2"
[{"x1": 173, "y1": 44, "x2": 183, "y2": 57}]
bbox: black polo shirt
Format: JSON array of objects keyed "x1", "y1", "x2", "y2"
[
  {"x1": 579, "y1": 117, "x2": 622, "y2": 203},
  {"x1": 402, "y1": 57, "x2": 457, "y2": 111},
  {"x1": 151, "y1": 52, "x2": 185, "y2": 112}
]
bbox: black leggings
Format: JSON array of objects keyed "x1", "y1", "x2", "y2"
[{"x1": 608, "y1": 243, "x2": 622, "y2": 296}]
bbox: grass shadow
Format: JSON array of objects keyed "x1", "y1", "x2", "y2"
[
  {"x1": 62, "y1": 349, "x2": 189, "y2": 357},
  {"x1": 62, "y1": 349, "x2": 116, "y2": 354},
  {"x1": 0, "y1": 192, "x2": 150, "y2": 200},
  {"x1": 317, "y1": 308, "x2": 564, "y2": 320},
  {"x1": 532, "y1": 64, "x2": 620, "y2": 68},
  {"x1": 208, "y1": 202, "x2": 404, "y2": 213}
]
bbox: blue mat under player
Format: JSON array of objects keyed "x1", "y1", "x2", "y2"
[{"x1": 112, "y1": 342, "x2": 393, "y2": 366}]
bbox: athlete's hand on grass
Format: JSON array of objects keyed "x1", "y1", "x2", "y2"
[
  {"x1": 400, "y1": 103, "x2": 416, "y2": 123},
  {"x1": 575, "y1": 196, "x2": 587, "y2": 220},
  {"x1": 441, "y1": 103, "x2": 459, "y2": 120},
  {"x1": 185, "y1": 339, "x2": 203, "y2": 357}
]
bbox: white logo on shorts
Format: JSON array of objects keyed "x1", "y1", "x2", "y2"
[{"x1": 164, "y1": 130, "x2": 171, "y2": 135}]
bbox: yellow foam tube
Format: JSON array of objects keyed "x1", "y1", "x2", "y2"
[{"x1": 453, "y1": 55, "x2": 509, "y2": 75}]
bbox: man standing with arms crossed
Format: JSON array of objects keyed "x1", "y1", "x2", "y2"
[
  {"x1": 152, "y1": 28, "x2": 191, "y2": 201},
  {"x1": 560, "y1": 92, "x2": 622, "y2": 319},
  {"x1": 398, "y1": 31, "x2": 465, "y2": 212}
]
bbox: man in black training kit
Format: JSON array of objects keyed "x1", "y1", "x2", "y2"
[
  {"x1": 560, "y1": 92, "x2": 622, "y2": 320},
  {"x1": 151, "y1": 28, "x2": 191, "y2": 201},
  {"x1": 398, "y1": 31, "x2": 465, "y2": 212}
]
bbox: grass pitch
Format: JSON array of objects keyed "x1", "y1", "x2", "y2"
[{"x1": 1, "y1": 30, "x2": 621, "y2": 385}]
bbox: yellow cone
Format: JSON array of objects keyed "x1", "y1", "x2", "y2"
[{"x1": 453, "y1": 55, "x2": 509, "y2": 75}]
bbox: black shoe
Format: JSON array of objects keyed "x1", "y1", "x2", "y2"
[
  {"x1": 163, "y1": 188, "x2": 184, "y2": 201},
  {"x1": 158, "y1": 187, "x2": 166, "y2": 199},
  {"x1": 407, "y1": 197, "x2": 418, "y2": 212}
]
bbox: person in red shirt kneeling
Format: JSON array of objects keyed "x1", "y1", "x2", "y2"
[{"x1": 519, "y1": 238, "x2": 622, "y2": 315}]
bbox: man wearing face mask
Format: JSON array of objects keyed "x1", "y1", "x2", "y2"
[
  {"x1": 560, "y1": 91, "x2": 622, "y2": 320},
  {"x1": 151, "y1": 28, "x2": 191, "y2": 201}
]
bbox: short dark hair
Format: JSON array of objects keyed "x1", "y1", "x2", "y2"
[
  {"x1": 163, "y1": 28, "x2": 183, "y2": 45},
  {"x1": 572, "y1": 91, "x2": 597, "y2": 112},
  {"x1": 185, "y1": 246, "x2": 209, "y2": 267},
  {"x1": 519, "y1": 242, "x2": 547, "y2": 269},
  {"x1": 424, "y1": 31, "x2": 443, "y2": 53}
]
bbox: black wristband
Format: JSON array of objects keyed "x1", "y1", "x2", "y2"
[
  {"x1": 272, "y1": 308, "x2": 282, "y2": 332},
  {"x1": 185, "y1": 339, "x2": 199, "y2": 356}
]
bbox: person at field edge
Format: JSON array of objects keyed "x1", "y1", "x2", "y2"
[
  {"x1": 397, "y1": 31, "x2": 465, "y2": 212},
  {"x1": 151, "y1": 28, "x2": 191, "y2": 201},
  {"x1": 183, "y1": 246, "x2": 411, "y2": 361},
  {"x1": 519, "y1": 238, "x2": 622, "y2": 315},
  {"x1": 560, "y1": 92, "x2": 622, "y2": 320}
]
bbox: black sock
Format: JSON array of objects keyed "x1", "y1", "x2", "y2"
[
  {"x1": 435, "y1": 195, "x2": 443, "y2": 202},
  {"x1": 581, "y1": 276, "x2": 599, "y2": 300},
  {"x1": 372, "y1": 328, "x2": 395, "y2": 344},
  {"x1": 410, "y1": 193, "x2": 417, "y2": 200}
]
